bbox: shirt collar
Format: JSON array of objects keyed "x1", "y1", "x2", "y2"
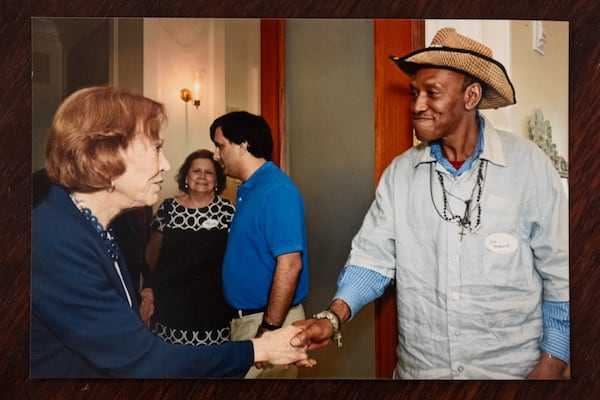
[
  {"x1": 479, "y1": 116, "x2": 506, "y2": 167},
  {"x1": 239, "y1": 161, "x2": 273, "y2": 190}
]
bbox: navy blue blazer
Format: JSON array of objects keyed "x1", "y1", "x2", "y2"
[{"x1": 31, "y1": 185, "x2": 253, "y2": 378}]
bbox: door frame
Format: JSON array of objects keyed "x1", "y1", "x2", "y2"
[{"x1": 260, "y1": 19, "x2": 286, "y2": 169}]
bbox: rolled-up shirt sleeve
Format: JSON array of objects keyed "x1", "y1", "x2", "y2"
[
  {"x1": 540, "y1": 300, "x2": 570, "y2": 363},
  {"x1": 333, "y1": 265, "x2": 392, "y2": 320}
]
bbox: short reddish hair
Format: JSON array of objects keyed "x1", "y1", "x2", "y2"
[{"x1": 45, "y1": 86, "x2": 167, "y2": 192}]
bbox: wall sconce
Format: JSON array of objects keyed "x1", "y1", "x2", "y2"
[
  {"x1": 180, "y1": 88, "x2": 200, "y2": 109},
  {"x1": 180, "y1": 79, "x2": 202, "y2": 109}
]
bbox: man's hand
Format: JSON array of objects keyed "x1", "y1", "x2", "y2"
[
  {"x1": 290, "y1": 318, "x2": 334, "y2": 351},
  {"x1": 290, "y1": 300, "x2": 350, "y2": 356},
  {"x1": 526, "y1": 352, "x2": 568, "y2": 379}
]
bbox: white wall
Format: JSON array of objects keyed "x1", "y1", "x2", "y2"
[
  {"x1": 225, "y1": 19, "x2": 261, "y2": 114},
  {"x1": 143, "y1": 18, "x2": 260, "y2": 207},
  {"x1": 510, "y1": 20, "x2": 568, "y2": 162},
  {"x1": 143, "y1": 19, "x2": 224, "y2": 205}
]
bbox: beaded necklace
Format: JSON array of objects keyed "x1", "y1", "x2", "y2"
[
  {"x1": 69, "y1": 193, "x2": 132, "y2": 307},
  {"x1": 430, "y1": 160, "x2": 487, "y2": 241}
]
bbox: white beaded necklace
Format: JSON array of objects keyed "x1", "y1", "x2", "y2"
[{"x1": 69, "y1": 193, "x2": 133, "y2": 307}]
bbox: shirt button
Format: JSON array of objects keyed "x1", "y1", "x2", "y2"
[
  {"x1": 454, "y1": 330, "x2": 461, "y2": 336},
  {"x1": 451, "y1": 292, "x2": 460, "y2": 300},
  {"x1": 238, "y1": 197, "x2": 242, "y2": 202},
  {"x1": 452, "y1": 255, "x2": 460, "y2": 263},
  {"x1": 457, "y1": 366, "x2": 464, "y2": 373}
]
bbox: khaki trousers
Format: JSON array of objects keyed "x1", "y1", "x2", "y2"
[{"x1": 230, "y1": 304, "x2": 305, "y2": 379}]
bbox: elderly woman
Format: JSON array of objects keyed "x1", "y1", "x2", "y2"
[
  {"x1": 144, "y1": 149, "x2": 236, "y2": 346},
  {"x1": 31, "y1": 86, "x2": 311, "y2": 378}
]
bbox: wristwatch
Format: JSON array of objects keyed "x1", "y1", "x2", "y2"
[
  {"x1": 313, "y1": 310, "x2": 343, "y2": 348},
  {"x1": 260, "y1": 320, "x2": 281, "y2": 331}
]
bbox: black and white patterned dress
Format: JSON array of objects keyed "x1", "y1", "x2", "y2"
[{"x1": 145, "y1": 196, "x2": 236, "y2": 345}]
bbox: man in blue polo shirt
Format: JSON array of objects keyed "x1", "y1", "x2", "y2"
[{"x1": 210, "y1": 111, "x2": 309, "y2": 379}]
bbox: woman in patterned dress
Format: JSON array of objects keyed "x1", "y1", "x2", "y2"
[{"x1": 144, "y1": 149, "x2": 236, "y2": 345}]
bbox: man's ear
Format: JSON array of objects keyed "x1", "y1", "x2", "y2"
[
  {"x1": 239, "y1": 141, "x2": 249, "y2": 155},
  {"x1": 464, "y1": 82, "x2": 483, "y2": 111}
]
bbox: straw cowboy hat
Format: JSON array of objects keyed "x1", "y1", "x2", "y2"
[{"x1": 390, "y1": 27, "x2": 516, "y2": 109}]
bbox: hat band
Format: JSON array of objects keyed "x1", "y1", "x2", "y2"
[{"x1": 403, "y1": 45, "x2": 511, "y2": 77}]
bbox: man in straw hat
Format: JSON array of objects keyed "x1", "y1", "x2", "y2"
[{"x1": 291, "y1": 27, "x2": 569, "y2": 379}]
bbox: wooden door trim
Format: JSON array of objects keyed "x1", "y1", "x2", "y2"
[
  {"x1": 373, "y1": 19, "x2": 424, "y2": 378},
  {"x1": 260, "y1": 19, "x2": 286, "y2": 169}
]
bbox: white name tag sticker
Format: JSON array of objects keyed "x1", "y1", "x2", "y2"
[
  {"x1": 201, "y1": 219, "x2": 219, "y2": 229},
  {"x1": 485, "y1": 233, "x2": 518, "y2": 254}
]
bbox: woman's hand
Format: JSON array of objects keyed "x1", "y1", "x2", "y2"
[{"x1": 251, "y1": 325, "x2": 316, "y2": 367}]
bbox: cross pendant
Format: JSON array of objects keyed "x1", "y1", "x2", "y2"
[{"x1": 459, "y1": 225, "x2": 466, "y2": 241}]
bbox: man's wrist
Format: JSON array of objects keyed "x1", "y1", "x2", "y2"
[
  {"x1": 541, "y1": 351, "x2": 567, "y2": 365},
  {"x1": 260, "y1": 320, "x2": 281, "y2": 331},
  {"x1": 539, "y1": 351, "x2": 569, "y2": 379},
  {"x1": 313, "y1": 310, "x2": 343, "y2": 347}
]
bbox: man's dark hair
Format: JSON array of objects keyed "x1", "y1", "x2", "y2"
[{"x1": 209, "y1": 111, "x2": 273, "y2": 161}]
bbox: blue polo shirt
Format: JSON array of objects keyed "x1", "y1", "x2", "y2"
[{"x1": 222, "y1": 161, "x2": 309, "y2": 309}]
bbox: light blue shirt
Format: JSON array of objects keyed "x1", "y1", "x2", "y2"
[{"x1": 335, "y1": 115, "x2": 569, "y2": 379}]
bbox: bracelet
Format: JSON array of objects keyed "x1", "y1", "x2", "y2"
[
  {"x1": 313, "y1": 310, "x2": 343, "y2": 348},
  {"x1": 260, "y1": 320, "x2": 281, "y2": 331}
]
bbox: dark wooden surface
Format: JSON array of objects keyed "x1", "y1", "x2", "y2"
[{"x1": 2, "y1": 1, "x2": 598, "y2": 399}]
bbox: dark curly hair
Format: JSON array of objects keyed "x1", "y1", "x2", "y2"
[{"x1": 176, "y1": 149, "x2": 226, "y2": 195}]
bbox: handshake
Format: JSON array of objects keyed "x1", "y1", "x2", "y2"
[{"x1": 251, "y1": 313, "x2": 341, "y2": 368}]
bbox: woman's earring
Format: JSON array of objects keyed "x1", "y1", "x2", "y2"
[
  {"x1": 108, "y1": 180, "x2": 116, "y2": 192},
  {"x1": 184, "y1": 183, "x2": 189, "y2": 191}
]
